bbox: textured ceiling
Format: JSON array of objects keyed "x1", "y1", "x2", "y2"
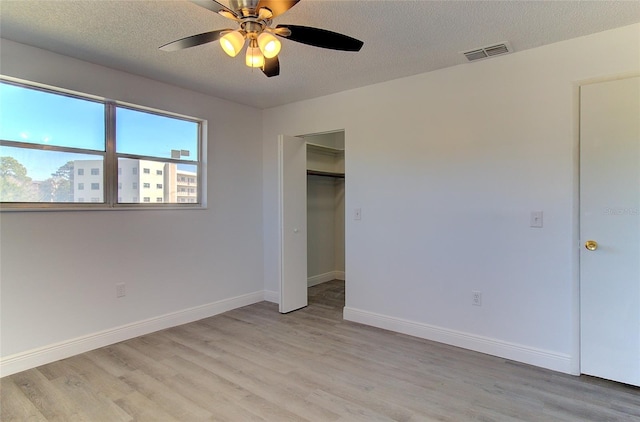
[{"x1": 1, "y1": 0, "x2": 639, "y2": 109}]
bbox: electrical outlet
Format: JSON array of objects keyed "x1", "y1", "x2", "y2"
[
  {"x1": 116, "y1": 282, "x2": 126, "y2": 298},
  {"x1": 472, "y1": 291, "x2": 482, "y2": 306}
]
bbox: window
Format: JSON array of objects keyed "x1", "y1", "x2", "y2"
[
  {"x1": 115, "y1": 106, "x2": 200, "y2": 205},
  {"x1": 143, "y1": 197, "x2": 150, "y2": 202},
  {"x1": 0, "y1": 79, "x2": 202, "y2": 208},
  {"x1": 156, "y1": 197, "x2": 163, "y2": 202},
  {"x1": 0, "y1": 82, "x2": 104, "y2": 204}
]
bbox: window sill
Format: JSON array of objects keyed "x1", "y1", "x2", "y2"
[{"x1": 0, "y1": 204, "x2": 207, "y2": 212}]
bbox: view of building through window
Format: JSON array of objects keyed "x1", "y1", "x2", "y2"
[
  {"x1": 0, "y1": 79, "x2": 202, "y2": 207},
  {"x1": 0, "y1": 157, "x2": 198, "y2": 204},
  {"x1": 115, "y1": 158, "x2": 197, "y2": 204}
]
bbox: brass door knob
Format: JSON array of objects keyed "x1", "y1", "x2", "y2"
[{"x1": 585, "y1": 240, "x2": 598, "y2": 251}]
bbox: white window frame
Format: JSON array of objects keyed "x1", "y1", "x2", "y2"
[{"x1": 0, "y1": 77, "x2": 205, "y2": 210}]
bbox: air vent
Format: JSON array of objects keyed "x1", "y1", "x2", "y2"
[
  {"x1": 484, "y1": 44, "x2": 509, "y2": 56},
  {"x1": 464, "y1": 49, "x2": 488, "y2": 61},
  {"x1": 463, "y1": 42, "x2": 512, "y2": 62}
]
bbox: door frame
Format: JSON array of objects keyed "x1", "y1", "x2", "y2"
[{"x1": 278, "y1": 129, "x2": 347, "y2": 313}]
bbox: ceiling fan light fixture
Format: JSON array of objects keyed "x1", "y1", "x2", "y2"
[
  {"x1": 257, "y1": 32, "x2": 281, "y2": 59},
  {"x1": 257, "y1": 7, "x2": 273, "y2": 20},
  {"x1": 218, "y1": 10, "x2": 237, "y2": 21},
  {"x1": 246, "y1": 45, "x2": 265, "y2": 68},
  {"x1": 220, "y1": 30, "x2": 245, "y2": 57},
  {"x1": 161, "y1": 0, "x2": 364, "y2": 78}
]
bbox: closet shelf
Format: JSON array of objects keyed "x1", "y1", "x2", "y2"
[
  {"x1": 307, "y1": 169, "x2": 345, "y2": 179},
  {"x1": 306, "y1": 143, "x2": 345, "y2": 156}
]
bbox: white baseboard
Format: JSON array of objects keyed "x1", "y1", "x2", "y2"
[
  {"x1": 263, "y1": 290, "x2": 279, "y2": 303},
  {"x1": 343, "y1": 307, "x2": 575, "y2": 375},
  {"x1": 0, "y1": 290, "x2": 265, "y2": 377},
  {"x1": 308, "y1": 270, "x2": 345, "y2": 287}
]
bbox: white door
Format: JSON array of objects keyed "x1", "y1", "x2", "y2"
[
  {"x1": 580, "y1": 76, "x2": 640, "y2": 386},
  {"x1": 278, "y1": 135, "x2": 308, "y2": 313}
]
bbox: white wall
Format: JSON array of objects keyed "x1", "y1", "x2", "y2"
[
  {"x1": 334, "y1": 179, "x2": 345, "y2": 274},
  {"x1": 307, "y1": 176, "x2": 337, "y2": 278},
  {"x1": 307, "y1": 175, "x2": 345, "y2": 283},
  {"x1": 0, "y1": 40, "x2": 264, "y2": 370},
  {"x1": 263, "y1": 24, "x2": 640, "y2": 374}
]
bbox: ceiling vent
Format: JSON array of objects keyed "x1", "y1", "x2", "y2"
[{"x1": 463, "y1": 42, "x2": 512, "y2": 62}]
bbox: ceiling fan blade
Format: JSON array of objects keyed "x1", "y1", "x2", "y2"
[
  {"x1": 159, "y1": 29, "x2": 230, "y2": 52},
  {"x1": 189, "y1": 0, "x2": 238, "y2": 18},
  {"x1": 256, "y1": 0, "x2": 300, "y2": 18},
  {"x1": 262, "y1": 55, "x2": 280, "y2": 77},
  {"x1": 275, "y1": 25, "x2": 363, "y2": 51}
]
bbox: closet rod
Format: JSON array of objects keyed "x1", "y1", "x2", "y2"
[{"x1": 307, "y1": 170, "x2": 345, "y2": 179}]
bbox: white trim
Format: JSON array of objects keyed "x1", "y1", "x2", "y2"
[
  {"x1": 0, "y1": 291, "x2": 265, "y2": 377},
  {"x1": 343, "y1": 307, "x2": 575, "y2": 375},
  {"x1": 277, "y1": 135, "x2": 285, "y2": 313},
  {"x1": 307, "y1": 270, "x2": 345, "y2": 287},
  {"x1": 263, "y1": 290, "x2": 279, "y2": 303}
]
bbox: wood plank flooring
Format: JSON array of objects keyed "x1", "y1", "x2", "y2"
[{"x1": 2, "y1": 280, "x2": 639, "y2": 421}]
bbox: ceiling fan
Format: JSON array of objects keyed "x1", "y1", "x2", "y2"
[{"x1": 159, "y1": 0, "x2": 364, "y2": 77}]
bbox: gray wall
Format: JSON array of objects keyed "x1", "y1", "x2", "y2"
[
  {"x1": 0, "y1": 39, "x2": 264, "y2": 360},
  {"x1": 262, "y1": 24, "x2": 640, "y2": 374}
]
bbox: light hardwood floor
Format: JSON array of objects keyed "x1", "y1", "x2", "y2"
[{"x1": 2, "y1": 280, "x2": 639, "y2": 421}]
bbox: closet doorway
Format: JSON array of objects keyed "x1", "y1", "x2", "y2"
[{"x1": 278, "y1": 131, "x2": 345, "y2": 313}]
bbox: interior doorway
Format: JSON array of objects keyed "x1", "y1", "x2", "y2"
[
  {"x1": 278, "y1": 130, "x2": 346, "y2": 313},
  {"x1": 303, "y1": 131, "x2": 345, "y2": 299}
]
